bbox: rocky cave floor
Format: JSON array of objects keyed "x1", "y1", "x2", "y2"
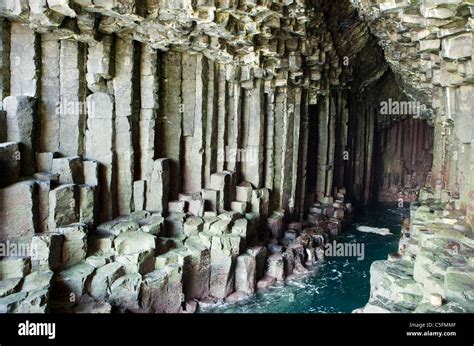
[
  {"x1": 1, "y1": 174, "x2": 474, "y2": 313},
  {"x1": 357, "y1": 188, "x2": 474, "y2": 313},
  {"x1": 0, "y1": 0, "x2": 474, "y2": 314},
  {"x1": 0, "y1": 165, "x2": 354, "y2": 313}
]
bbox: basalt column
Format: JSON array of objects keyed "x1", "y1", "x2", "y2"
[
  {"x1": 0, "y1": 0, "x2": 472, "y2": 314},
  {"x1": 355, "y1": 0, "x2": 474, "y2": 225},
  {"x1": 344, "y1": 72, "x2": 434, "y2": 205},
  {"x1": 374, "y1": 118, "x2": 434, "y2": 203}
]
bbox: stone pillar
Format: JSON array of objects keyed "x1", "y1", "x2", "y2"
[
  {"x1": 316, "y1": 94, "x2": 330, "y2": 202},
  {"x1": 0, "y1": 19, "x2": 10, "y2": 110},
  {"x1": 0, "y1": 181, "x2": 37, "y2": 240},
  {"x1": 40, "y1": 33, "x2": 60, "y2": 153},
  {"x1": 147, "y1": 158, "x2": 170, "y2": 213},
  {"x1": 182, "y1": 53, "x2": 206, "y2": 193},
  {"x1": 352, "y1": 100, "x2": 364, "y2": 202},
  {"x1": 139, "y1": 43, "x2": 159, "y2": 204},
  {"x1": 216, "y1": 63, "x2": 226, "y2": 173},
  {"x1": 333, "y1": 90, "x2": 348, "y2": 191},
  {"x1": 363, "y1": 105, "x2": 374, "y2": 204},
  {"x1": 59, "y1": 39, "x2": 86, "y2": 156},
  {"x1": 452, "y1": 85, "x2": 474, "y2": 226},
  {"x1": 241, "y1": 79, "x2": 264, "y2": 188},
  {"x1": 4, "y1": 95, "x2": 37, "y2": 175},
  {"x1": 10, "y1": 22, "x2": 38, "y2": 97},
  {"x1": 264, "y1": 82, "x2": 275, "y2": 192},
  {"x1": 467, "y1": 144, "x2": 474, "y2": 228},
  {"x1": 203, "y1": 61, "x2": 218, "y2": 188},
  {"x1": 113, "y1": 36, "x2": 137, "y2": 215},
  {"x1": 225, "y1": 66, "x2": 242, "y2": 172},
  {"x1": 209, "y1": 235, "x2": 240, "y2": 299},
  {"x1": 272, "y1": 89, "x2": 285, "y2": 209},
  {"x1": 272, "y1": 87, "x2": 295, "y2": 211},
  {"x1": 326, "y1": 93, "x2": 336, "y2": 199},
  {"x1": 86, "y1": 35, "x2": 113, "y2": 92},
  {"x1": 431, "y1": 116, "x2": 444, "y2": 195},
  {"x1": 296, "y1": 90, "x2": 309, "y2": 218},
  {"x1": 290, "y1": 87, "x2": 302, "y2": 216},
  {"x1": 84, "y1": 92, "x2": 116, "y2": 222},
  {"x1": 161, "y1": 51, "x2": 183, "y2": 200}
]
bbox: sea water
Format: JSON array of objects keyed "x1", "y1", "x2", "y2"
[{"x1": 201, "y1": 203, "x2": 409, "y2": 313}]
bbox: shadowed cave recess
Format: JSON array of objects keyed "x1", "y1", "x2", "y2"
[{"x1": 0, "y1": 0, "x2": 472, "y2": 314}]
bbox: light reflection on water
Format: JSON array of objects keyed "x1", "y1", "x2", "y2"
[{"x1": 201, "y1": 203, "x2": 409, "y2": 314}]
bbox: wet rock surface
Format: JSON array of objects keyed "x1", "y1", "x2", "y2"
[
  {"x1": 0, "y1": 179, "x2": 352, "y2": 312},
  {"x1": 357, "y1": 194, "x2": 474, "y2": 313},
  {"x1": 0, "y1": 0, "x2": 473, "y2": 314}
]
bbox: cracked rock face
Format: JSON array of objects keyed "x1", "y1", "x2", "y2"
[
  {"x1": 357, "y1": 197, "x2": 474, "y2": 313},
  {"x1": 0, "y1": 0, "x2": 473, "y2": 314}
]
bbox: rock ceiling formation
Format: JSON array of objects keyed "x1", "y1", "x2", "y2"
[{"x1": 0, "y1": 0, "x2": 472, "y2": 313}]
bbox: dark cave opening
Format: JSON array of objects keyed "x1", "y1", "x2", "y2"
[
  {"x1": 305, "y1": 70, "x2": 435, "y2": 207},
  {"x1": 313, "y1": 1, "x2": 436, "y2": 207},
  {"x1": 1, "y1": 0, "x2": 472, "y2": 319},
  {"x1": 372, "y1": 117, "x2": 434, "y2": 203},
  {"x1": 342, "y1": 69, "x2": 435, "y2": 206}
]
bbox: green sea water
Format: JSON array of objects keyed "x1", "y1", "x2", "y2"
[{"x1": 201, "y1": 203, "x2": 409, "y2": 313}]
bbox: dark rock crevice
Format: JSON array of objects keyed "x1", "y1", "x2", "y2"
[{"x1": 0, "y1": 0, "x2": 472, "y2": 314}]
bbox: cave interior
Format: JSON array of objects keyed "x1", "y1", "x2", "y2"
[{"x1": 0, "y1": 0, "x2": 472, "y2": 313}]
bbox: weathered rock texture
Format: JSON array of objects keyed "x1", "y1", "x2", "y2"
[
  {"x1": 353, "y1": 0, "x2": 474, "y2": 220},
  {"x1": 0, "y1": 0, "x2": 473, "y2": 313},
  {"x1": 357, "y1": 195, "x2": 474, "y2": 313}
]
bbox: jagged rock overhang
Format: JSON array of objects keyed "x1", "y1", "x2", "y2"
[
  {"x1": 0, "y1": 0, "x2": 473, "y2": 316},
  {"x1": 0, "y1": 0, "x2": 472, "y2": 221}
]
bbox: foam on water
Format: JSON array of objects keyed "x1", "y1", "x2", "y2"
[
  {"x1": 356, "y1": 225, "x2": 392, "y2": 235},
  {"x1": 200, "y1": 203, "x2": 409, "y2": 314}
]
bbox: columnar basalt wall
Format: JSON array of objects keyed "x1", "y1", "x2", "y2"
[
  {"x1": 342, "y1": 71, "x2": 434, "y2": 205},
  {"x1": 0, "y1": 0, "x2": 357, "y2": 313},
  {"x1": 0, "y1": 0, "x2": 362, "y2": 225},
  {"x1": 374, "y1": 118, "x2": 434, "y2": 202},
  {"x1": 0, "y1": 0, "x2": 472, "y2": 313},
  {"x1": 352, "y1": 0, "x2": 474, "y2": 313},
  {"x1": 356, "y1": 0, "x2": 474, "y2": 224}
]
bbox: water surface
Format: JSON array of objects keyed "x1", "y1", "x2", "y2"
[{"x1": 202, "y1": 203, "x2": 408, "y2": 313}]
